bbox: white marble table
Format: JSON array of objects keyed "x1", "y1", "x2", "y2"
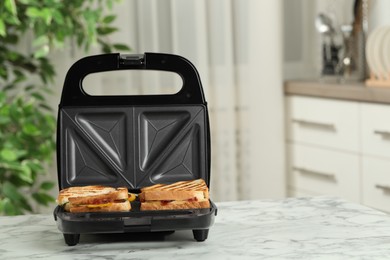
[{"x1": 2, "y1": 196, "x2": 390, "y2": 259}]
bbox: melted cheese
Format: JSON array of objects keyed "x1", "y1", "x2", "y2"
[
  {"x1": 128, "y1": 193, "x2": 136, "y2": 202},
  {"x1": 86, "y1": 203, "x2": 112, "y2": 208}
]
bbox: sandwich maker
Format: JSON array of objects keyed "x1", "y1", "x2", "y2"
[{"x1": 53, "y1": 53, "x2": 217, "y2": 246}]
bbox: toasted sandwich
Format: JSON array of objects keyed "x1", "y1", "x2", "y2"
[
  {"x1": 139, "y1": 179, "x2": 210, "y2": 210},
  {"x1": 57, "y1": 185, "x2": 131, "y2": 213}
]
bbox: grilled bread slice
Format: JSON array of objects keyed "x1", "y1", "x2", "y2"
[
  {"x1": 139, "y1": 179, "x2": 210, "y2": 210},
  {"x1": 57, "y1": 185, "x2": 131, "y2": 213},
  {"x1": 140, "y1": 200, "x2": 210, "y2": 211},
  {"x1": 68, "y1": 200, "x2": 131, "y2": 213}
]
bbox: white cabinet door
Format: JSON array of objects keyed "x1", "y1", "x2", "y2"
[
  {"x1": 361, "y1": 103, "x2": 390, "y2": 159},
  {"x1": 288, "y1": 144, "x2": 360, "y2": 203},
  {"x1": 286, "y1": 96, "x2": 359, "y2": 152},
  {"x1": 362, "y1": 156, "x2": 390, "y2": 213}
]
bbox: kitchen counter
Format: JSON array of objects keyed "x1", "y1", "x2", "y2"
[
  {"x1": 2, "y1": 196, "x2": 390, "y2": 259},
  {"x1": 285, "y1": 80, "x2": 390, "y2": 104}
]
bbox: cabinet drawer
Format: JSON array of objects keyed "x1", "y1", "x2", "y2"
[
  {"x1": 286, "y1": 96, "x2": 359, "y2": 152},
  {"x1": 362, "y1": 156, "x2": 390, "y2": 213},
  {"x1": 361, "y1": 103, "x2": 390, "y2": 159},
  {"x1": 287, "y1": 144, "x2": 360, "y2": 202}
]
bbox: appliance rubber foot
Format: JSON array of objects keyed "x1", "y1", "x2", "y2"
[
  {"x1": 192, "y1": 229, "x2": 209, "y2": 242},
  {"x1": 63, "y1": 233, "x2": 80, "y2": 246}
]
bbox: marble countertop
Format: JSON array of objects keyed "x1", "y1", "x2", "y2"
[
  {"x1": 284, "y1": 80, "x2": 390, "y2": 104},
  {"x1": 2, "y1": 196, "x2": 390, "y2": 259}
]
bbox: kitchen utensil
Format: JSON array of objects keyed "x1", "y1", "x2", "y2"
[{"x1": 315, "y1": 13, "x2": 336, "y2": 36}]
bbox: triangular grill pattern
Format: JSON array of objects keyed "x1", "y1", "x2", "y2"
[
  {"x1": 76, "y1": 113, "x2": 126, "y2": 169},
  {"x1": 150, "y1": 125, "x2": 200, "y2": 183},
  {"x1": 66, "y1": 130, "x2": 118, "y2": 185},
  {"x1": 140, "y1": 112, "x2": 190, "y2": 170}
]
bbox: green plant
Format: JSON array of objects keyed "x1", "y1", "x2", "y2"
[{"x1": 0, "y1": 0, "x2": 130, "y2": 215}]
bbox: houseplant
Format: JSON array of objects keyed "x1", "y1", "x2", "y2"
[{"x1": 0, "y1": 0, "x2": 130, "y2": 215}]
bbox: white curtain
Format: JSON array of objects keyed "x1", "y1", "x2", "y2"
[{"x1": 51, "y1": 0, "x2": 285, "y2": 202}]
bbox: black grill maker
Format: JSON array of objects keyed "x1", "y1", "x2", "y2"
[{"x1": 53, "y1": 53, "x2": 217, "y2": 246}]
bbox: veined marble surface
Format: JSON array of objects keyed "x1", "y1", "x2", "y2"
[{"x1": 2, "y1": 197, "x2": 390, "y2": 259}]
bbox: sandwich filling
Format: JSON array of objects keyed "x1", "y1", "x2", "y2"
[
  {"x1": 139, "y1": 179, "x2": 210, "y2": 210},
  {"x1": 76, "y1": 199, "x2": 128, "y2": 209},
  {"x1": 159, "y1": 197, "x2": 199, "y2": 206},
  {"x1": 57, "y1": 185, "x2": 131, "y2": 212}
]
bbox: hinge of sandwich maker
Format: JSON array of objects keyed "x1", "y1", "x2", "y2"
[
  {"x1": 119, "y1": 54, "x2": 145, "y2": 68},
  {"x1": 123, "y1": 217, "x2": 152, "y2": 232}
]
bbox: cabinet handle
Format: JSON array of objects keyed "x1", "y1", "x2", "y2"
[
  {"x1": 374, "y1": 130, "x2": 390, "y2": 137},
  {"x1": 292, "y1": 119, "x2": 336, "y2": 131},
  {"x1": 293, "y1": 167, "x2": 336, "y2": 181},
  {"x1": 375, "y1": 184, "x2": 390, "y2": 191}
]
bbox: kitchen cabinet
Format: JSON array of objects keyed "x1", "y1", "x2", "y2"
[
  {"x1": 286, "y1": 95, "x2": 359, "y2": 152},
  {"x1": 287, "y1": 143, "x2": 360, "y2": 203},
  {"x1": 362, "y1": 156, "x2": 390, "y2": 212},
  {"x1": 361, "y1": 103, "x2": 390, "y2": 159},
  {"x1": 360, "y1": 103, "x2": 390, "y2": 212},
  {"x1": 286, "y1": 95, "x2": 390, "y2": 212}
]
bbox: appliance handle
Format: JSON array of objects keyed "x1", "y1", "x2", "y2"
[{"x1": 60, "y1": 53, "x2": 206, "y2": 106}]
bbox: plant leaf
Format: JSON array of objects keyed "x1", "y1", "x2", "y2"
[
  {"x1": 3, "y1": 182, "x2": 24, "y2": 202},
  {"x1": 39, "y1": 103, "x2": 53, "y2": 111},
  {"x1": 40, "y1": 181, "x2": 55, "y2": 191},
  {"x1": 97, "y1": 27, "x2": 117, "y2": 35},
  {"x1": 5, "y1": 0, "x2": 17, "y2": 15},
  {"x1": 0, "y1": 67, "x2": 8, "y2": 80},
  {"x1": 0, "y1": 149, "x2": 18, "y2": 162},
  {"x1": 0, "y1": 92, "x2": 6, "y2": 103},
  {"x1": 33, "y1": 35, "x2": 49, "y2": 47},
  {"x1": 18, "y1": 198, "x2": 33, "y2": 212},
  {"x1": 0, "y1": 199, "x2": 4, "y2": 213},
  {"x1": 19, "y1": 161, "x2": 33, "y2": 183},
  {"x1": 31, "y1": 92, "x2": 45, "y2": 101},
  {"x1": 34, "y1": 45, "x2": 49, "y2": 59},
  {"x1": 0, "y1": 20, "x2": 6, "y2": 37},
  {"x1": 0, "y1": 116, "x2": 10, "y2": 124},
  {"x1": 2, "y1": 182, "x2": 32, "y2": 213},
  {"x1": 106, "y1": 0, "x2": 114, "y2": 9},
  {"x1": 41, "y1": 8, "x2": 52, "y2": 25},
  {"x1": 22, "y1": 123, "x2": 41, "y2": 136},
  {"x1": 2, "y1": 198, "x2": 19, "y2": 215},
  {"x1": 25, "y1": 159, "x2": 44, "y2": 172},
  {"x1": 32, "y1": 192, "x2": 55, "y2": 206},
  {"x1": 24, "y1": 85, "x2": 35, "y2": 92},
  {"x1": 26, "y1": 7, "x2": 41, "y2": 18},
  {"x1": 113, "y1": 44, "x2": 130, "y2": 51},
  {"x1": 102, "y1": 44, "x2": 112, "y2": 53},
  {"x1": 52, "y1": 10, "x2": 64, "y2": 24},
  {"x1": 103, "y1": 15, "x2": 116, "y2": 24}
]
